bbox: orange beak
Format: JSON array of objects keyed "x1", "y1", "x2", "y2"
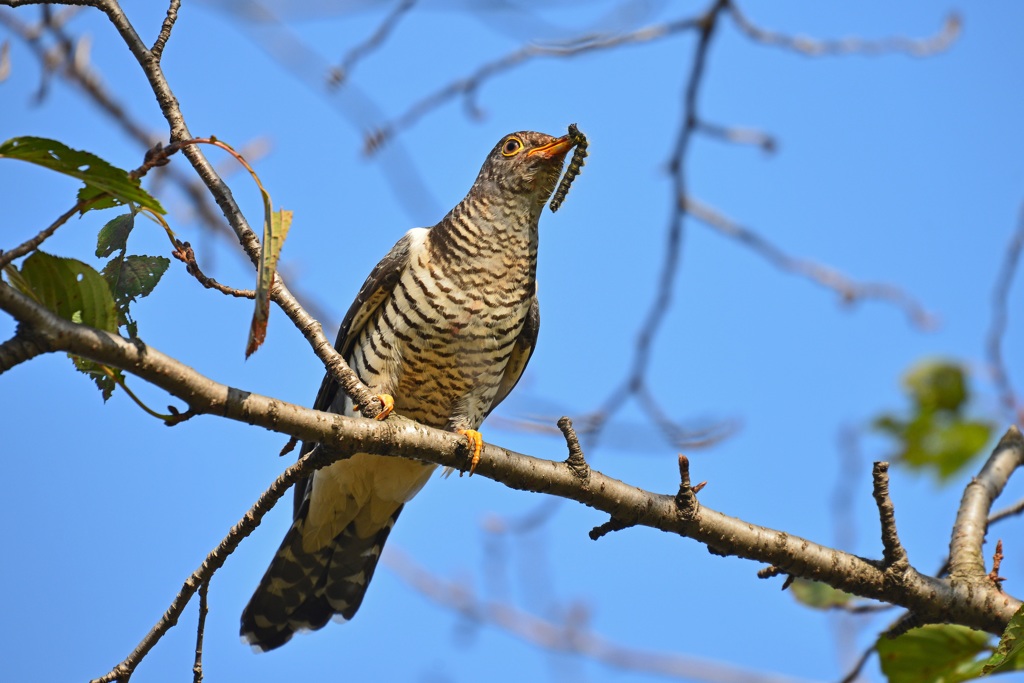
[{"x1": 528, "y1": 135, "x2": 572, "y2": 159}]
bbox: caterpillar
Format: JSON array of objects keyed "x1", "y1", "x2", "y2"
[{"x1": 549, "y1": 123, "x2": 588, "y2": 213}]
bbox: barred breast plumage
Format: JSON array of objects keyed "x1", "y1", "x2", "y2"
[{"x1": 240, "y1": 130, "x2": 572, "y2": 651}]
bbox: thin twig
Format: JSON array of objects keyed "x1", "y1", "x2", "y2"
[
  {"x1": 192, "y1": 579, "x2": 208, "y2": 683},
  {"x1": 150, "y1": 0, "x2": 179, "y2": 61},
  {"x1": 0, "y1": 198, "x2": 89, "y2": 269},
  {"x1": 728, "y1": 5, "x2": 961, "y2": 58},
  {"x1": 89, "y1": 445, "x2": 331, "y2": 683},
  {"x1": 837, "y1": 644, "x2": 875, "y2": 683},
  {"x1": 989, "y1": 497, "x2": 1024, "y2": 526},
  {"x1": 383, "y1": 547, "x2": 818, "y2": 683},
  {"x1": 365, "y1": 15, "x2": 703, "y2": 154},
  {"x1": 557, "y1": 416, "x2": 589, "y2": 480},
  {"x1": 986, "y1": 202, "x2": 1024, "y2": 423},
  {"x1": 327, "y1": 0, "x2": 416, "y2": 88},
  {"x1": 695, "y1": 119, "x2": 776, "y2": 153},
  {"x1": 172, "y1": 240, "x2": 256, "y2": 299},
  {"x1": 871, "y1": 462, "x2": 909, "y2": 570},
  {"x1": 684, "y1": 195, "x2": 937, "y2": 329}
]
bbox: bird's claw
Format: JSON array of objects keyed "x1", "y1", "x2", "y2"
[
  {"x1": 457, "y1": 429, "x2": 483, "y2": 476},
  {"x1": 373, "y1": 394, "x2": 394, "y2": 420},
  {"x1": 356, "y1": 394, "x2": 394, "y2": 420}
]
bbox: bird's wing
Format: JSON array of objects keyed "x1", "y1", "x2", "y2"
[
  {"x1": 484, "y1": 295, "x2": 539, "y2": 419},
  {"x1": 293, "y1": 229, "x2": 418, "y2": 516}
]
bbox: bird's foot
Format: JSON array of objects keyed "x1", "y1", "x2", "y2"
[
  {"x1": 355, "y1": 394, "x2": 394, "y2": 420},
  {"x1": 373, "y1": 394, "x2": 394, "y2": 420},
  {"x1": 457, "y1": 429, "x2": 483, "y2": 476}
]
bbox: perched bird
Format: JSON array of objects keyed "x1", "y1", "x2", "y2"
[{"x1": 240, "y1": 130, "x2": 573, "y2": 651}]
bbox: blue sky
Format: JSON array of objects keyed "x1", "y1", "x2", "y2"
[{"x1": 2, "y1": 1, "x2": 1024, "y2": 682}]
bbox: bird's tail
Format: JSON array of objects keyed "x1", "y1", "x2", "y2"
[{"x1": 240, "y1": 500, "x2": 403, "y2": 652}]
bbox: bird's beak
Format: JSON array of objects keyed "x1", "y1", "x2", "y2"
[{"x1": 528, "y1": 136, "x2": 572, "y2": 159}]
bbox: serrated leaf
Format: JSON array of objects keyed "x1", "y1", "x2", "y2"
[
  {"x1": 983, "y1": 604, "x2": 1024, "y2": 674},
  {"x1": 72, "y1": 356, "x2": 123, "y2": 402},
  {"x1": 101, "y1": 254, "x2": 169, "y2": 336},
  {"x1": 102, "y1": 254, "x2": 169, "y2": 304},
  {"x1": 11, "y1": 251, "x2": 122, "y2": 400},
  {"x1": 14, "y1": 251, "x2": 118, "y2": 332},
  {"x1": 246, "y1": 208, "x2": 292, "y2": 357},
  {"x1": 0, "y1": 136, "x2": 165, "y2": 214},
  {"x1": 96, "y1": 213, "x2": 135, "y2": 257},
  {"x1": 789, "y1": 578, "x2": 853, "y2": 608},
  {"x1": 877, "y1": 625, "x2": 991, "y2": 683}
]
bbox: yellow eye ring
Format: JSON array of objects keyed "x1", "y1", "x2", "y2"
[{"x1": 501, "y1": 137, "x2": 523, "y2": 157}]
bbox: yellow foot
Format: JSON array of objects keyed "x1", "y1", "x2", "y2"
[
  {"x1": 355, "y1": 394, "x2": 394, "y2": 420},
  {"x1": 457, "y1": 429, "x2": 484, "y2": 476},
  {"x1": 373, "y1": 394, "x2": 394, "y2": 420}
]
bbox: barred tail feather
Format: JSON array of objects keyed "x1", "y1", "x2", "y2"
[{"x1": 240, "y1": 503, "x2": 404, "y2": 651}]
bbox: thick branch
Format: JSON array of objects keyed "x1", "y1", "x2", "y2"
[
  {"x1": 3, "y1": 281, "x2": 1020, "y2": 637},
  {"x1": 0, "y1": 330, "x2": 48, "y2": 372},
  {"x1": 948, "y1": 427, "x2": 1024, "y2": 581}
]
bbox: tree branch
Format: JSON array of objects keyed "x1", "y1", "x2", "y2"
[
  {"x1": 727, "y1": 5, "x2": 961, "y2": 58},
  {"x1": 948, "y1": 426, "x2": 1024, "y2": 581},
  {"x1": 684, "y1": 195, "x2": 937, "y2": 329},
  {"x1": 3, "y1": 280, "x2": 1020, "y2": 649},
  {"x1": 383, "y1": 547, "x2": 818, "y2": 683},
  {"x1": 27, "y1": 0, "x2": 385, "y2": 417},
  {"x1": 987, "y1": 202, "x2": 1024, "y2": 423}
]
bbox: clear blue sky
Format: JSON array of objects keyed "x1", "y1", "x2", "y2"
[{"x1": 2, "y1": 2, "x2": 1023, "y2": 682}]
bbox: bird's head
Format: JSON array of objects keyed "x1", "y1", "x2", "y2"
[{"x1": 473, "y1": 131, "x2": 573, "y2": 210}]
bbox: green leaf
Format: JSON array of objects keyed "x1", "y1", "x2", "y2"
[
  {"x1": 102, "y1": 254, "x2": 169, "y2": 304},
  {"x1": 246, "y1": 208, "x2": 292, "y2": 357},
  {"x1": 983, "y1": 604, "x2": 1024, "y2": 674},
  {"x1": 877, "y1": 625, "x2": 991, "y2": 683},
  {"x1": 101, "y1": 254, "x2": 169, "y2": 337},
  {"x1": 10, "y1": 251, "x2": 122, "y2": 400},
  {"x1": 789, "y1": 578, "x2": 853, "y2": 608},
  {"x1": 872, "y1": 359, "x2": 993, "y2": 482},
  {"x1": 0, "y1": 136, "x2": 165, "y2": 214},
  {"x1": 904, "y1": 360, "x2": 968, "y2": 412},
  {"x1": 14, "y1": 251, "x2": 118, "y2": 332},
  {"x1": 96, "y1": 213, "x2": 136, "y2": 257},
  {"x1": 72, "y1": 356, "x2": 123, "y2": 402}
]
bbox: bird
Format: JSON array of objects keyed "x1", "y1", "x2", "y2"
[{"x1": 240, "y1": 129, "x2": 573, "y2": 651}]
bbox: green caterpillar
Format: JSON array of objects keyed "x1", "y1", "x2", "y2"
[{"x1": 549, "y1": 123, "x2": 588, "y2": 213}]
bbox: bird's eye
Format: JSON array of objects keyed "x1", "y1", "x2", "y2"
[{"x1": 501, "y1": 137, "x2": 523, "y2": 157}]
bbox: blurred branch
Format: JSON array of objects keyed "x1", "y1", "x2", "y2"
[
  {"x1": 728, "y1": 5, "x2": 961, "y2": 58},
  {"x1": 383, "y1": 547, "x2": 819, "y2": 683},
  {"x1": 327, "y1": 0, "x2": 415, "y2": 88},
  {"x1": 695, "y1": 119, "x2": 776, "y2": 153},
  {"x1": 364, "y1": 13, "x2": 703, "y2": 155},
  {"x1": 0, "y1": 197, "x2": 88, "y2": 269},
  {"x1": 986, "y1": 202, "x2": 1024, "y2": 423},
  {"x1": 685, "y1": 195, "x2": 938, "y2": 329},
  {"x1": 989, "y1": 497, "x2": 1024, "y2": 526}
]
